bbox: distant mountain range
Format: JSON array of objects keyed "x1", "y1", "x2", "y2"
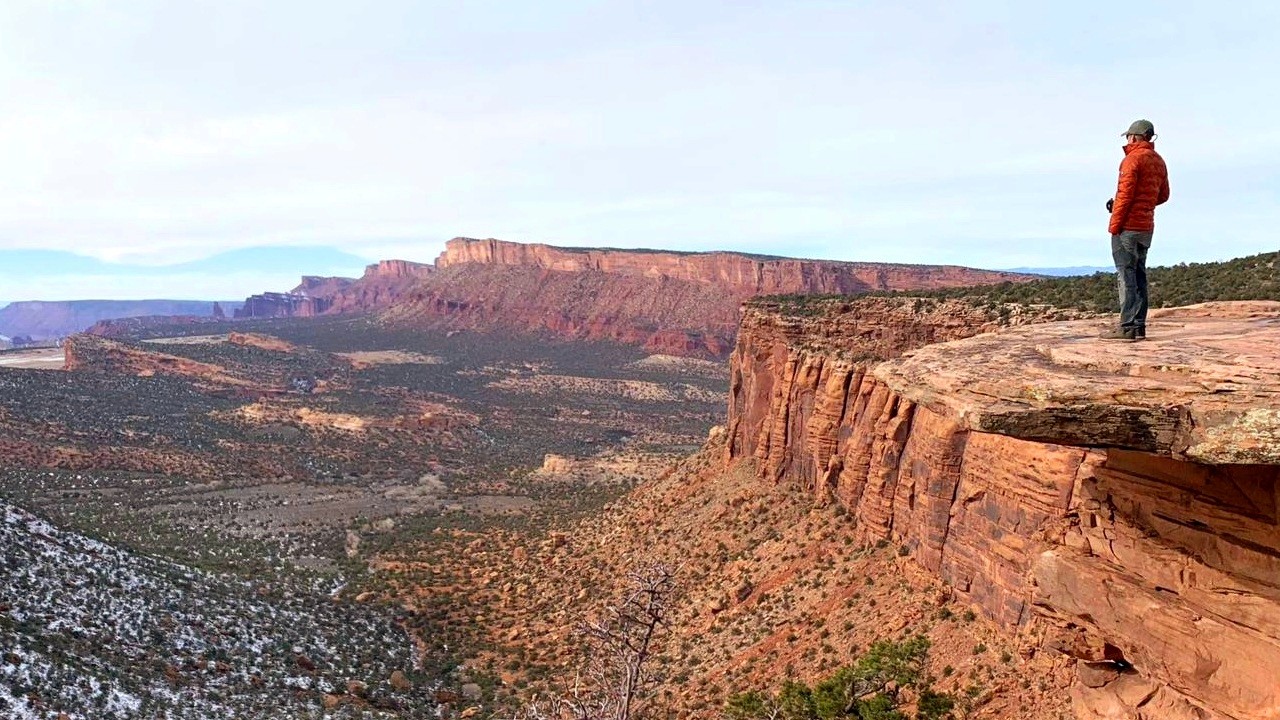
[
  {"x1": 0, "y1": 300, "x2": 243, "y2": 341},
  {"x1": 1001, "y1": 266, "x2": 1112, "y2": 277},
  {"x1": 0, "y1": 246, "x2": 377, "y2": 304},
  {"x1": 0, "y1": 246, "x2": 371, "y2": 278}
]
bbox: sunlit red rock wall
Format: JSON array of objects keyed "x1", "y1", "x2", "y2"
[
  {"x1": 234, "y1": 239, "x2": 1030, "y2": 356},
  {"x1": 436, "y1": 237, "x2": 1031, "y2": 295},
  {"x1": 725, "y1": 300, "x2": 1280, "y2": 720}
]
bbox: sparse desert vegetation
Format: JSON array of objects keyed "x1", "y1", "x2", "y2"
[{"x1": 1, "y1": 318, "x2": 727, "y2": 718}]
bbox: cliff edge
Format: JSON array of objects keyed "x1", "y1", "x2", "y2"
[{"x1": 728, "y1": 299, "x2": 1280, "y2": 720}]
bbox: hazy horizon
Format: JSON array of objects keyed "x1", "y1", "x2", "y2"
[{"x1": 3, "y1": 1, "x2": 1279, "y2": 300}]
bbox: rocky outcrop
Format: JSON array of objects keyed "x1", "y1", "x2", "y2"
[
  {"x1": 235, "y1": 276, "x2": 354, "y2": 318},
  {"x1": 61, "y1": 333, "x2": 347, "y2": 404},
  {"x1": 235, "y1": 291, "x2": 316, "y2": 319},
  {"x1": 63, "y1": 334, "x2": 248, "y2": 387},
  {"x1": 235, "y1": 262, "x2": 433, "y2": 319},
  {"x1": 87, "y1": 315, "x2": 222, "y2": 338},
  {"x1": 727, "y1": 299, "x2": 1280, "y2": 720},
  {"x1": 227, "y1": 332, "x2": 296, "y2": 353},
  {"x1": 364, "y1": 259, "x2": 434, "y2": 280}
]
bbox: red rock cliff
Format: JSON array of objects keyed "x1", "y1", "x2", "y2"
[
  {"x1": 363, "y1": 259, "x2": 434, "y2": 280},
  {"x1": 381, "y1": 239, "x2": 1031, "y2": 357},
  {"x1": 235, "y1": 262, "x2": 431, "y2": 319},
  {"x1": 727, "y1": 299, "x2": 1280, "y2": 720},
  {"x1": 436, "y1": 237, "x2": 1031, "y2": 295},
  {"x1": 380, "y1": 263, "x2": 743, "y2": 357},
  {"x1": 235, "y1": 238, "x2": 1030, "y2": 357}
]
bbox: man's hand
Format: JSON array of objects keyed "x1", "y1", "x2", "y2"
[{"x1": 1106, "y1": 198, "x2": 1114, "y2": 213}]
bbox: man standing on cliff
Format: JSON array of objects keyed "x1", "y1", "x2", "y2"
[{"x1": 1101, "y1": 119, "x2": 1170, "y2": 341}]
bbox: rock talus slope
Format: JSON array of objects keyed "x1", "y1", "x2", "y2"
[{"x1": 727, "y1": 300, "x2": 1280, "y2": 720}]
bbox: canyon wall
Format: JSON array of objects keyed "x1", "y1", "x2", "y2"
[
  {"x1": 387, "y1": 240, "x2": 1033, "y2": 357},
  {"x1": 435, "y1": 237, "x2": 1031, "y2": 295},
  {"x1": 381, "y1": 263, "x2": 744, "y2": 357},
  {"x1": 234, "y1": 239, "x2": 1030, "y2": 357},
  {"x1": 727, "y1": 299, "x2": 1280, "y2": 720}
]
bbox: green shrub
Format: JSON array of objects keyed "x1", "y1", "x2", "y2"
[
  {"x1": 777, "y1": 680, "x2": 816, "y2": 720},
  {"x1": 724, "y1": 692, "x2": 770, "y2": 720},
  {"x1": 722, "y1": 636, "x2": 954, "y2": 720},
  {"x1": 916, "y1": 689, "x2": 955, "y2": 720}
]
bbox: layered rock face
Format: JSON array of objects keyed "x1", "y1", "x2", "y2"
[
  {"x1": 236, "y1": 277, "x2": 353, "y2": 318},
  {"x1": 236, "y1": 290, "x2": 327, "y2": 319},
  {"x1": 388, "y1": 240, "x2": 1030, "y2": 357},
  {"x1": 235, "y1": 262, "x2": 433, "y2": 319},
  {"x1": 235, "y1": 238, "x2": 1028, "y2": 356},
  {"x1": 381, "y1": 263, "x2": 744, "y2": 357},
  {"x1": 436, "y1": 237, "x2": 1031, "y2": 295},
  {"x1": 727, "y1": 299, "x2": 1280, "y2": 720},
  {"x1": 364, "y1": 259, "x2": 434, "y2": 280}
]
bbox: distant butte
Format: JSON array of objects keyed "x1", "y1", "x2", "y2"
[{"x1": 235, "y1": 238, "x2": 1031, "y2": 357}]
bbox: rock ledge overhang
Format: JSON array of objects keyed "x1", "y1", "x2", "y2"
[{"x1": 874, "y1": 301, "x2": 1280, "y2": 464}]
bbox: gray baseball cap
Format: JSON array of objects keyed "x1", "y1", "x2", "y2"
[{"x1": 1124, "y1": 119, "x2": 1155, "y2": 137}]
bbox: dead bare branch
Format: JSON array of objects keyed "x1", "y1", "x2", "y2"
[{"x1": 504, "y1": 564, "x2": 677, "y2": 720}]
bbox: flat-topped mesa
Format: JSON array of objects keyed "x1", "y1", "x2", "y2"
[
  {"x1": 234, "y1": 238, "x2": 1029, "y2": 355},
  {"x1": 727, "y1": 299, "x2": 1280, "y2": 720},
  {"x1": 235, "y1": 291, "x2": 321, "y2": 319},
  {"x1": 362, "y1": 259, "x2": 434, "y2": 280},
  {"x1": 436, "y1": 237, "x2": 1033, "y2": 296}
]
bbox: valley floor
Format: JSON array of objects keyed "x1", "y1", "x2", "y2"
[
  {"x1": 0, "y1": 317, "x2": 726, "y2": 719},
  {"x1": 375, "y1": 438, "x2": 1077, "y2": 720}
]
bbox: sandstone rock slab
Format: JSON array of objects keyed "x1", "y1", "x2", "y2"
[{"x1": 875, "y1": 302, "x2": 1280, "y2": 463}]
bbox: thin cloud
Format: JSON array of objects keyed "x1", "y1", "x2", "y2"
[{"x1": 1, "y1": 1, "x2": 1277, "y2": 300}]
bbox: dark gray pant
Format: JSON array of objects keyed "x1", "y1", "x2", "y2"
[{"x1": 1111, "y1": 230, "x2": 1153, "y2": 331}]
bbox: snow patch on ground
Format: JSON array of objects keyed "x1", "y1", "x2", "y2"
[{"x1": 0, "y1": 500, "x2": 437, "y2": 718}]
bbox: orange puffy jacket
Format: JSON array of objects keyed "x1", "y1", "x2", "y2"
[{"x1": 1109, "y1": 139, "x2": 1170, "y2": 235}]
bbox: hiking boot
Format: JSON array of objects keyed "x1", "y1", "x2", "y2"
[
  {"x1": 1135, "y1": 327, "x2": 1147, "y2": 340},
  {"x1": 1099, "y1": 327, "x2": 1137, "y2": 341}
]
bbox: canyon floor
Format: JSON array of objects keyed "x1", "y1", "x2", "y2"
[
  {"x1": 6, "y1": 301, "x2": 1276, "y2": 720},
  {"x1": 0, "y1": 317, "x2": 725, "y2": 719},
  {"x1": 372, "y1": 438, "x2": 1078, "y2": 720}
]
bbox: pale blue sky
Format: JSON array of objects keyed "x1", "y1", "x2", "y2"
[{"x1": 1, "y1": 1, "x2": 1277, "y2": 300}]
